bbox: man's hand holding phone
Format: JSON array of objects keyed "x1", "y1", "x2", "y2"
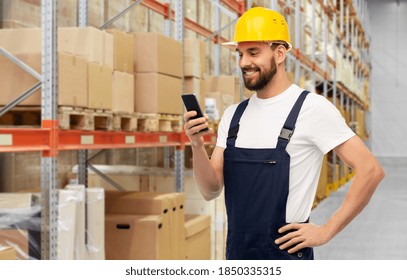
[{"x1": 182, "y1": 94, "x2": 210, "y2": 147}]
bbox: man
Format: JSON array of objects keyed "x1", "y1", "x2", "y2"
[{"x1": 183, "y1": 7, "x2": 384, "y2": 260}]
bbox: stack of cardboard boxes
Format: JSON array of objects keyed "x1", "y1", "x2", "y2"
[
  {"x1": 104, "y1": 191, "x2": 211, "y2": 260},
  {"x1": 314, "y1": 154, "x2": 329, "y2": 206},
  {"x1": 205, "y1": 75, "x2": 239, "y2": 121},
  {"x1": 354, "y1": 108, "x2": 366, "y2": 140},
  {"x1": 106, "y1": 29, "x2": 134, "y2": 114},
  {"x1": 205, "y1": 75, "x2": 254, "y2": 121},
  {"x1": 1, "y1": 28, "x2": 190, "y2": 124},
  {"x1": 0, "y1": 27, "x2": 134, "y2": 115},
  {"x1": 133, "y1": 33, "x2": 183, "y2": 115},
  {"x1": 69, "y1": 165, "x2": 220, "y2": 259},
  {"x1": 184, "y1": 38, "x2": 207, "y2": 108}
]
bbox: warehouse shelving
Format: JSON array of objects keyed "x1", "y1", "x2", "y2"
[
  {"x1": 0, "y1": 0, "x2": 218, "y2": 259},
  {"x1": 0, "y1": 0, "x2": 372, "y2": 259},
  {"x1": 0, "y1": 129, "x2": 217, "y2": 153}
]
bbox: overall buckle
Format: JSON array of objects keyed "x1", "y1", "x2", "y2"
[{"x1": 279, "y1": 127, "x2": 294, "y2": 141}]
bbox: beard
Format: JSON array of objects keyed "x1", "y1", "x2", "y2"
[{"x1": 242, "y1": 57, "x2": 277, "y2": 91}]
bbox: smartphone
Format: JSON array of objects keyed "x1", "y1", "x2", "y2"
[{"x1": 181, "y1": 93, "x2": 209, "y2": 132}]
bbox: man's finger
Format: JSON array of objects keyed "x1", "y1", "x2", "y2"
[{"x1": 278, "y1": 223, "x2": 301, "y2": 233}]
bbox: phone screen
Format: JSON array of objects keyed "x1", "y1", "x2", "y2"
[{"x1": 181, "y1": 94, "x2": 209, "y2": 132}]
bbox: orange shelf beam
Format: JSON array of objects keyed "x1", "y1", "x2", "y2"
[
  {"x1": 0, "y1": 128, "x2": 50, "y2": 153},
  {"x1": 220, "y1": 0, "x2": 245, "y2": 15},
  {"x1": 0, "y1": 129, "x2": 218, "y2": 153},
  {"x1": 58, "y1": 131, "x2": 181, "y2": 150}
]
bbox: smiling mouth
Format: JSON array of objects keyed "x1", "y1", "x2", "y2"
[{"x1": 243, "y1": 69, "x2": 259, "y2": 76}]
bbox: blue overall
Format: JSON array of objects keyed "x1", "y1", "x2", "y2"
[{"x1": 224, "y1": 90, "x2": 314, "y2": 260}]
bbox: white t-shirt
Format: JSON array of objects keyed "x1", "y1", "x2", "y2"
[{"x1": 216, "y1": 84, "x2": 355, "y2": 222}]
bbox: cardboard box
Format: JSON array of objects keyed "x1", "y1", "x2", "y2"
[
  {"x1": 0, "y1": 193, "x2": 32, "y2": 208},
  {"x1": 328, "y1": 163, "x2": 340, "y2": 184},
  {"x1": 205, "y1": 92, "x2": 234, "y2": 119},
  {"x1": 134, "y1": 73, "x2": 182, "y2": 114},
  {"x1": 0, "y1": 28, "x2": 42, "y2": 54},
  {"x1": 88, "y1": 63, "x2": 113, "y2": 110},
  {"x1": 206, "y1": 75, "x2": 240, "y2": 103},
  {"x1": 0, "y1": 52, "x2": 88, "y2": 107},
  {"x1": 0, "y1": 246, "x2": 16, "y2": 260},
  {"x1": 0, "y1": 229, "x2": 29, "y2": 260},
  {"x1": 315, "y1": 155, "x2": 328, "y2": 201},
  {"x1": 0, "y1": 0, "x2": 76, "y2": 28},
  {"x1": 184, "y1": 77, "x2": 206, "y2": 107},
  {"x1": 0, "y1": 29, "x2": 89, "y2": 107},
  {"x1": 0, "y1": 28, "x2": 42, "y2": 105},
  {"x1": 59, "y1": 52, "x2": 88, "y2": 107},
  {"x1": 184, "y1": 38, "x2": 206, "y2": 79},
  {"x1": 105, "y1": 191, "x2": 171, "y2": 259},
  {"x1": 58, "y1": 27, "x2": 105, "y2": 65},
  {"x1": 104, "y1": 191, "x2": 186, "y2": 259},
  {"x1": 133, "y1": 33, "x2": 182, "y2": 78},
  {"x1": 112, "y1": 71, "x2": 134, "y2": 113},
  {"x1": 355, "y1": 108, "x2": 366, "y2": 139},
  {"x1": 0, "y1": 0, "x2": 41, "y2": 28},
  {"x1": 105, "y1": 191, "x2": 171, "y2": 215},
  {"x1": 0, "y1": 52, "x2": 41, "y2": 105},
  {"x1": 103, "y1": 31, "x2": 114, "y2": 68},
  {"x1": 184, "y1": 215, "x2": 211, "y2": 260},
  {"x1": 123, "y1": 192, "x2": 185, "y2": 259},
  {"x1": 105, "y1": 214, "x2": 166, "y2": 260},
  {"x1": 106, "y1": 29, "x2": 134, "y2": 73},
  {"x1": 167, "y1": 193, "x2": 185, "y2": 260}
]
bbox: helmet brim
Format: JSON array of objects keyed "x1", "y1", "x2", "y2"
[
  {"x1": 222, "y1": 41, "x2": 292, "y2": 52},
  {"x1": 221, "y1": 41, "x2": 238, "y2": 50}
]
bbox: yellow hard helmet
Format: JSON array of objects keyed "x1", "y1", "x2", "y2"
[{"x1": 223, "y1": 7, "x2": 292, "y2": 51}]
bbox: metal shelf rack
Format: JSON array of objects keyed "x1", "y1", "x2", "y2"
[{"x1": 0, "y1": 0, "x2": 371, "y2": 259}]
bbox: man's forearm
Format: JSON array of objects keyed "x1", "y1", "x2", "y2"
[
  {"x1": 323, "y1": 160, "x2": 384, "y2": 240},
  {"x1": 191, "y1": 145, "x2": 223, "y2": 201}
]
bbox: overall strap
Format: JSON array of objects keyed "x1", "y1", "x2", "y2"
[
  {"x1": 276, "y1": 90, "x2": 310, "y2": 150},
  {"x1": 226, "y1": 99, "x2": 250, "y2": 147}
]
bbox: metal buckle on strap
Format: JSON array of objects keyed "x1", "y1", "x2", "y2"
[{"x1": 279, "y1": 127, "x2": 294, "y2": 141}]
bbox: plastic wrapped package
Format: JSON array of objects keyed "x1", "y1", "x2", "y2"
[
  {"x1": 85, "y1": 188, "x2": 105, "y2": 260},
  {"x1": 57, "y1": 189, "x2": 78, "y2": 260},
  {"x1": 0, "y1": 188, "x2": 105, "y2": 260},
  {"x1": 0, "y1": 193, "x2": 41, "y2": 260},
  {"x1": 65, "y1": 184, "x2": 87, "y2": 260},
  {"x1": 61, "y1": 185, "x2": 105, "y2": 260},
  {"x1": 0, "y1": 191, "x2": 83, "y2": 260}
]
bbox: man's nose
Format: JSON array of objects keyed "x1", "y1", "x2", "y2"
[{"x1": 239, "y1": 53, "x2": 251, "y2": 68}]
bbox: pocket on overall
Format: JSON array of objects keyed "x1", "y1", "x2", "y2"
[
  {"x1": 224, "y1": 156, "x2": 287, "y2": 223},
  {"x1": 226, "y1": 228, "x2": 271, "y2": 260}
]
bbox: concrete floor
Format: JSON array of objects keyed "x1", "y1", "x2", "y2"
[{"x1": 311, "y1": 157, "x2": 407, "y2": 260}]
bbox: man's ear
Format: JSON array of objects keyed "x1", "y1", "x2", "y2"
[{"x1": 275, "y1": 45, "x2": 287, "y2": 65}]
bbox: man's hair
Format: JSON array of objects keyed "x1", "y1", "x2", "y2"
[{"x1": 269, "y1": 41, "x2": 290, "y2": 51}]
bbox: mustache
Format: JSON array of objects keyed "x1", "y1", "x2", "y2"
[{"x1": 241, "y1": 66, "x2": 259, "y2": 72}]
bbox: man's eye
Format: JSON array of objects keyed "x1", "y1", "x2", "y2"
[{"x1": 250, "y1": 52, "x2": 258, "y2": 56}]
